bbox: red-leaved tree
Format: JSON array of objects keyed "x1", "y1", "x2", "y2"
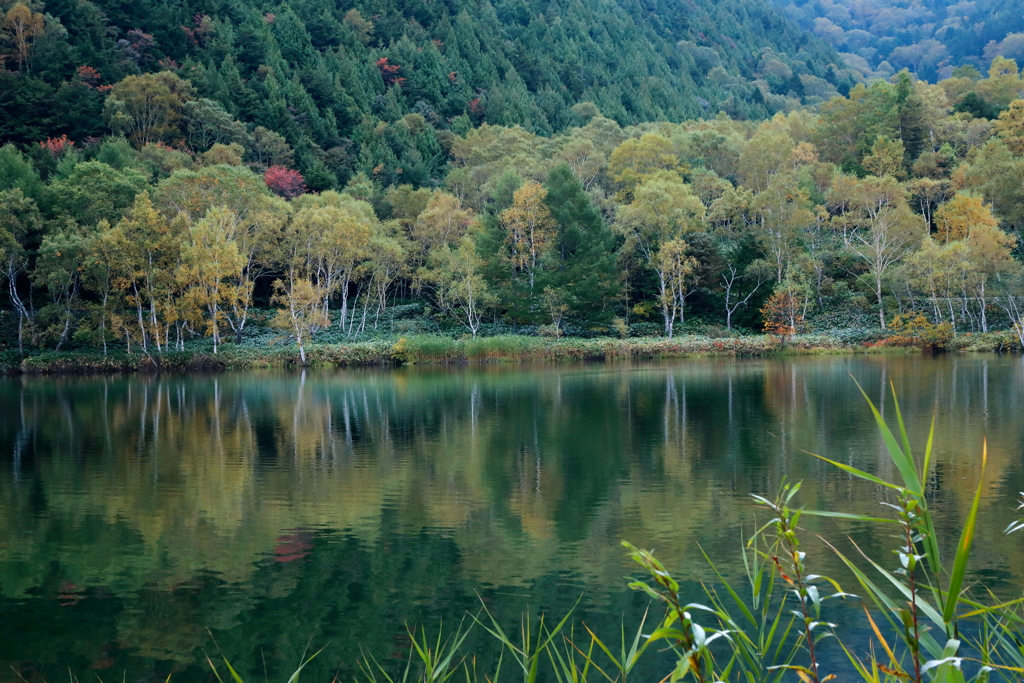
[
  {"x1": 265, "y1": 166, "x2": 306, "y2": 199},
  {"x1": 376, "y1": 57, "x2": 406, "y2": 87},
  {"x1": 39, "y1": 135, "x2": 74, "y2": 158}
]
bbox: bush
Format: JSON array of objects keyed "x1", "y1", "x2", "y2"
[{"x1": 884, "y1": 313, "x2": 954, "y2": 350}]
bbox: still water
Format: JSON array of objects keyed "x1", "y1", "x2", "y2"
[{"x1": 0, "y1": 356, "x2": 1021, "y2": 680}]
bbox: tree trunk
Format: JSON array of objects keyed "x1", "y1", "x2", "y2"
[
  {"x1": 979, "y1": 283, "x2": 988, "y2": 333},
  {"x1": 133, "y1": 283, "x2": 148, "y2": 353},
  {"x1": 877, "y1": 282, "x2": 886, "y2": 330}
]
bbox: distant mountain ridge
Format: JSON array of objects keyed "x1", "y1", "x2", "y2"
[{"x1": 771, "y1": 0, "x2": 1024, "y2": 82}]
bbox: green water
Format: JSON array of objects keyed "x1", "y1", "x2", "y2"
[{"x1": 0, "y1": 356, "x2": 1020, "y2": 681}]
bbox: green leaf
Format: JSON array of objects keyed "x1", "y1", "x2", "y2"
[
  {"x1": 806, "y1": 452, "x2": 904, "y2": 491},
  {"x1": 285, "y1": 646, "x2": 325, "y2": 683},
  {"x1": 699, "y1": 544, "x2": 758, "y2": 627},
  {"x1": 221, "y1": 657, "x2": 246, "y2": 683},
  {"x1": 853, "y1": 377, "x2": 922, "y2": 494},
  {"x1": 801, "y1": 510, "x2": 899, "y2": 524},
  {"x1": 942, "y1": 440, "x2": 986, "y2": 625}
]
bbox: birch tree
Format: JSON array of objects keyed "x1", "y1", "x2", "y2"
[{"x1": 616, "y1": 173, "x2": 706, "y2": 336}]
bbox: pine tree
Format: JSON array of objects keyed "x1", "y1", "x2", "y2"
[{"x1": 540, "y1": 163, "x2": 620, "y2": 325}]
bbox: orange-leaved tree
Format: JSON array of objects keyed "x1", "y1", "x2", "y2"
[{"x1": 761, "y1": 285, "x2": 804, "y2": 343}]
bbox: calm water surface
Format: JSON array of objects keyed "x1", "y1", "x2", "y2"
[{"x1": 0, "y1": 356, "x2": 1021, "y2": 680}]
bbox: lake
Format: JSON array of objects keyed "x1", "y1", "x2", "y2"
[{"x1": 0, "y1": 355, "x2": 1019, "y2": 681}]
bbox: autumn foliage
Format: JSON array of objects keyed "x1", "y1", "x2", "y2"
[
  {"x1": 75, "y1": 66, "x2": 110, "y2": 91},
  {"x1": 376, "y1": 57, "x2": 405, "y2": 87},
  {"x1": 882, "y1": 313, "x2": 954, "y2": 350},
  {"x1": 761, "y1": 289, "x2": 804, "y2": 342},
  {"x1": 264, "y1": 166, "x2": 306, "y2": 199},
  {"x1": 38, "y1": 135, "x2": 74, "y2": 158}
]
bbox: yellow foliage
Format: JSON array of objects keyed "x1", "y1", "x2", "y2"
[
  {"x1": 995, "y1": 99, "x2": 1024, "y2": 155},
  {"x1": 886, "y1": 313, "x2": 953, "y2": 350},
  {"x1": 499, "y1": 181, "x2": 555, "y2": 283},
  {"x1": 412, "y1": 190, "x2": 473, "y2": 252},
  {"x1": 761, "y1": 288, "x2": 804, "y2": 341},
  {"x1": 862, "y1": 136, "x2": 907, "y2": 179},
  {"x1": 2, "y1": 3, "x2": 44, "y2": 70},
  {"x1": 608, "y1": 133, "x2": 682, "y2": 195},
  {"x1": 934, "y1": 192, "x2": 999, "y2": 243}
]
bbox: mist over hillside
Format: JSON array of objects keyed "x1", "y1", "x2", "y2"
[{"x1": 772, "y1": 0, "x2": 1024, "y2": 82}]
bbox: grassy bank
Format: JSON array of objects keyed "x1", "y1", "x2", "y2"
[{"x1": 1, "y1": 330, "x2": 1017, "y2": 375}]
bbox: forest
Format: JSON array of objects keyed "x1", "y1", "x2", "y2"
[
  {"x1": 775, "y1": 0, "x2": 1024, "y2": 83},
  {"x1": 2, "y1": 0, "x2": 1024, "y2": 359}
]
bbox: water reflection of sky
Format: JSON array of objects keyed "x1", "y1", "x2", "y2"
[{"x1": 0, "y1": 355, "x2": 1020, "y2": 681}]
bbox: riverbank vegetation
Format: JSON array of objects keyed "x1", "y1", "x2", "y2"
[
  {"x1": 0, "y1": 332, "x2": 872, "y2": 373},
  {"x1": 6, "y1": 328, "x2": 1023, "y2": 374},
  {"x1": 3, "y1": 44, "x2": 1024, "y2": 362}
]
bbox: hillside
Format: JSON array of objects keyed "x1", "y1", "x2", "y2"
[
  {"x1": 772, "y1": 0, "x2": 1024, "y2": 82},
  {"x1": 0, "y1": 0, "x2": 854, "y2": 187}
]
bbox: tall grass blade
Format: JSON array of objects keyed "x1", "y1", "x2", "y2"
[
  {"x1": 920, "y1": 413, "x2": 943, "y2": 577},
  {"x1": 285, "y1": 646, "x2": 326, "y2": 683},
  {"x1": 823, "y1": 540, "x2": 945, "y2": 659},
  {"x1": 698, "y1": 545, "x2": 758, "y2": 628},
  {"x1": 890, "y1": 382, "x2": 913, "y2": 469},
  {"x1": 800, "y1": 510, "x2": 899, "y2": 525},
  {"x1": 804, "y1": 453, "x2": 903, "y2": 491},
  {"x1": 941, "y1": 439, "x2": 987, "y2": 625},
  {"x1": 852, "y1": 378, "x2": 922, "y2": 494},
  {"x1": 922, "y1": 412, "x2": 936, "y2": 483},
  {"x1": 221, "y1": 657, "x2": 247, "y2": 683},
  {"x1": 850, "y1": 541, "x2": 946, "y2": 629},
  {"x1": 205, "y1": 654, "x2": 227, "y2": 683}
]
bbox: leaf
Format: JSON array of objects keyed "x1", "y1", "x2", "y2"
[
  {"x1": 698, "y1": 544, "x2": 758, "y2": 628},
  {"x1": 802, "y1": 510, "x2": 899, "y2": 524},
  {"x1": 850, "y1": 539, "x2": 946, "y2": 629},
  {"x1": 204, "y1": 654, "x2": 226, "y2": 683},
  {"x1": 861, "y1": 606, "x2": 901, "y2": 672},
  {"x1": 805, "y1": 453, "x2": 904, "y2": 492},
  {"x1": 822, "y1": 539, "x2": 945, "y2": 659},
  {"x1": 220, "y1": 657, "x2": 246, "y2": 683},
  {"x1": 853, "y1": 377, "x2": 922, "y2": 494},
  {"x1": 285, "y1": 646, "x2": 326, "y2": 683},
  {"x1": 942, "y1": 439, "x2": 986, "y2": 624}
]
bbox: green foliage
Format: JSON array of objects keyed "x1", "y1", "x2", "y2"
[
  {"x1": 540, "y1": 164, "x2": 620, "y2": 326},
  {"x1": 5, "y1": 56, "x2": 1024, "y2": 354},
  {"x1": 0, "y1": 143, "x2": 44, "y2": 200},
  {"x1": 47, "y1": 161, "x2": 148, "y2": 225},
  {"x1": 0, "y1": 0, "x2": 846, "y2": 174}
]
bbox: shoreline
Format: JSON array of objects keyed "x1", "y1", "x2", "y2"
[{"x1": 2, "y1": 331, "x2": 1009, "y2": 375}]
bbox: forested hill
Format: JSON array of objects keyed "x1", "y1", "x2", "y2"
[
  {"x1": 773, "y1": 0, "x2": 1024, "y2": 83},
  {"x1": 0, "y1": 0, "x2": 854, "y2": 187}
]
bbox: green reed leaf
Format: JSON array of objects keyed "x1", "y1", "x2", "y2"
[{"x1": 942, "y1": 440, "x2": 986, "y2": 625}]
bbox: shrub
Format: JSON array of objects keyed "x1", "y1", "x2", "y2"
[{"x1": 885, "y1": 313, "x2": 954, "y2": 350}]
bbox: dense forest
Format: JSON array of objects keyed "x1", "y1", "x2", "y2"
[
  {"x1": 2, "y1": 0, "x2": 1024, "y2": 358},
  {"x1": 773, "y1": 0, "x2": 1024, "y2": 83},
  {"x1": 0, "y1": 0, "x2": 852, "y2": 161}
]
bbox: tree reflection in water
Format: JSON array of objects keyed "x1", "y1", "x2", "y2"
[{"x1": 0, "y1": 356, "x2": 1020, "y2": 681}]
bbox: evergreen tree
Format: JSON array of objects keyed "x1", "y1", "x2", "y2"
[{"x1": 540, "y1": 163, "x2": 620, "y2": 324}]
